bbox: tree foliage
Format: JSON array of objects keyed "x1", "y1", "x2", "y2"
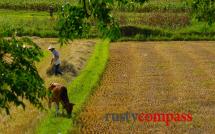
[
  {"x1": 58, "y1": 0, "x2": 119, "y2": 43},
  {"x1": 58, "y1": 0, "x2": 147, "y2": 43},
  {"x1": 192, "y1": 0, "x2": 215, "y2": 25},
  {"x1": 58, "y1": 5, "x2": 89, "y2": 44},
  {"x1": 0, "y1": 37, "x2": 46, "y2": 114}
]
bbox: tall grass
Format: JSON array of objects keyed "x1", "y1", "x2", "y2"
[
  {"x1": 1, "y1": 9, "x2": 215, "y2": 41},
  {"x1": 0, "y1": 0, "x2": 191, "y2": 12},
  {"x1": 112, "y1": 0, "x2": 191, "y2": 12},
  {"x1": 0, "y1": 0, "x2": 77, "y2": 11},
  {"x1": 36, "y1": 39, "x2": 110, "y2": 134},
  {"x1": 114, "y1": 11, "x2": 190, "y2": 29}
]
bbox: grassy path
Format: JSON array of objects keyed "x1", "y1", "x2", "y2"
[
  {"x1": 77, "y1": 41, "x2": 215, "y2": 133},
  {"x1": 37, "y1": 39, "x2": 110, "y2": 134}
]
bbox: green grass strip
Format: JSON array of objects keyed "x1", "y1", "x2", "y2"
[{"x1": 36, "y1": 39, "x2": 110, "y2": 134}]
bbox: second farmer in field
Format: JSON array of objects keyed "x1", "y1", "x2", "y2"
[{"x1": 48, "y1": 46, "x2": 63, "y2": 75}]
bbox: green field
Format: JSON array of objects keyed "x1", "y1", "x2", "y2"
[
  {"x1": 0, "y1": 10, "x2": 57, "y2": 37},
  {"x1": 0, "y1": 0, "x2": 191, "y2": 12},
  {"x1": 0, "y1": 8, "x2": 215, "y2": 41},
  {"x1": 0, "y1": 0, "x2": 210, "y2": 41},
  {"x1": 0, "y1": 0, "x2": 77, "y2": 11}
]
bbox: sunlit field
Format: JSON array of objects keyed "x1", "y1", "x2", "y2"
[
  {"x1": 78, "y1": 41, "x2": 215, "y2": 133},
  {"x1": 1, "y1": 0, "x2": 215, "y2": 133}
]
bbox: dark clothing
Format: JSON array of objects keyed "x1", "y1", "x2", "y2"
[
  {"x1": 54, "y1": 64, "x2": 62, "y2": 75},
  {"x1": 49, "y1": 6, "x2": 54, "y2": 17},
  {"x1": 51, "y1": 49, "x2": 62, "y2": 75}
]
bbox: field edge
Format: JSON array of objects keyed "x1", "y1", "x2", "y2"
[{"x1": 35, "y1": 38, "x2": 110, "y2": 134}]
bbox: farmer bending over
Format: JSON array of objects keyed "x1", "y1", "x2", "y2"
[{"x1": 48, "y1": 46, "x2": 63, "y2": 75}]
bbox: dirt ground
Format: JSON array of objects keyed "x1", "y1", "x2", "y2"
[
  {"x1": 77, "y1": 41, "x2": 215, "y2": 134},
  {"x1": 0, "y1": 38, "x2": 95, "y2": 134}
]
